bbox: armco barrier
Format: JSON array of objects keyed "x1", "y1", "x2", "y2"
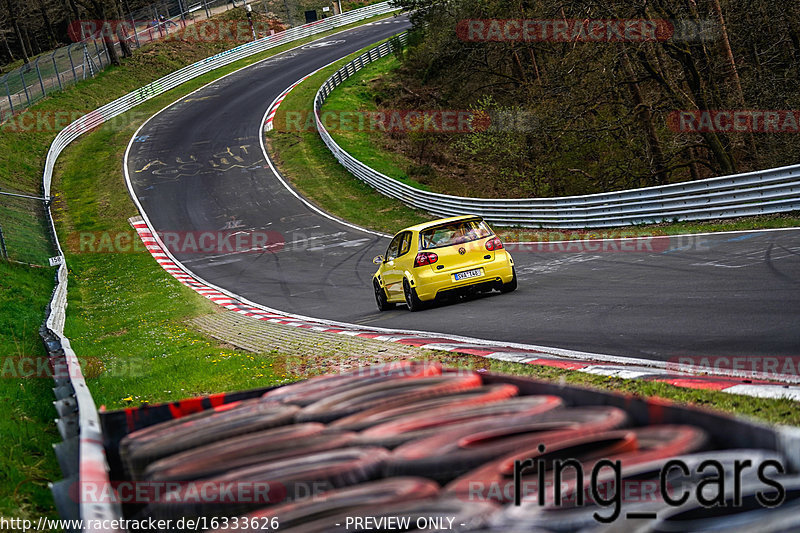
[
  {"x1": 36, "y1": 3, "x2": 401, "y2": 528},
  {"x1": 314, "y1": 35, "x2": 800, "y2": 228}
]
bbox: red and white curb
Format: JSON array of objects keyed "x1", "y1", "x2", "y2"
[
  {"x1": 264, "y1": 66, "x2": 326, "y2": 131},
  {"x1": 129, "y1": 216, "x2": 800, "y2": 401}
]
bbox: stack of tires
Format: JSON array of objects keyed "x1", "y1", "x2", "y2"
[{"x1": 114, "y1": 361, "x2": 799, "y2": 532}]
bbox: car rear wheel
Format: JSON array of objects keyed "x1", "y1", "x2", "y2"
[
  {"x1": 499, "y1": 268, "x2": 517, "y2": 293},
  {"x1": 374, "y1": 281, "x2": 395, "y2": 312},
  {"x1": 403, "y1": 280, "x2": 424, "y2": 312}
]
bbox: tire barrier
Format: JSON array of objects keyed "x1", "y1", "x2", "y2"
[
  {"x1": 144, "y1": 447, "x2": 390, "y2": 523},
  {"x1": 261, "y1": 360, "x2": 442, "y2": 407},
  {"x1": 595, "y1": 475, "x2": 800, "y2": 533},
  {"x1": 207, "y1": 478, "x2": 441, "y2": 532},
  {"x1": 356, "y1": 395, "x2": 567, "y2": 449},
  {"x1": 444, "y1": 425, "x2": 709, "y2": 504},
  {"x1": 494, "y1": 449, "x2": 787, "y2": 532},
  {"x1": 330, "y1": 383, "x2": 520, "y2": 431},
  {"x1": 121, "y1": 401, "x2": 300, "y2": 479},
  {"x1": 385, "y1": 406, "x2": 629, "y2": 483},
  {"x1": 98, "y1": 365, "x2": 800, "y2": 532},
  {"x1": 295, "y1": 373, "x2": 483, "y2": 424},
  {"x1": 143, "y1": 425, "x2": 355, "y2": 482}
]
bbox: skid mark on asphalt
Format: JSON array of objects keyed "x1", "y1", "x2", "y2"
[{"x1": 516, "y1": 255, "x2": 602, "y2": 278}]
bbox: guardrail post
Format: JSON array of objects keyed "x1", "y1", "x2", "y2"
[
  {"x1": 35, "y1": 57, "x2": 46, "y2": 97},
  {"x1": 0, "y1": 220, "x2": 8, "y2": 260},
  {"x1": 2, "y1": 75, "x2": 13, "y2": 113},
  {"x1": 67, "y1": 44, "x2": 78, "y2": 82},
  {"x1": 20, "y1": 69, "x2": 31, "y2": 105},
  {"x1": 52, "y1": 51, "x2": 63, "y2": 91}
]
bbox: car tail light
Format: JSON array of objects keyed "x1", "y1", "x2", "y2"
[
  {"x1": 485, "y1": 237, "x2": 504, "y2": 251},
  {"x1": 414, "y1": 252, "x2": 438, "y2": 267}
]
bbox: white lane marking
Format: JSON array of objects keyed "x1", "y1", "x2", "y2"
[
  {"x1": 258, "y1": 60, "x2": 391, "y2": 239},
  {"x1": 582, "y1": 365, "x2": 669, "y2": 379},
  {"x1": 722, "y1": 384, "x2": 800, "y2": 401},
  {"x1": 307, "y1": 238, "x2": 370, "y2": 251},
  {"x1": 301, "y1": 39, "x2": 347, "y2": 49}
]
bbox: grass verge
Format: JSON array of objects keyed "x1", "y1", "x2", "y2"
[
  {"x1": 290, "y1": 350, "x2": 800, "y2": 426},
  {"x1": 267, "y1": 43, "x2": 432, "y2": 235},
  {"x1": 0, "y1": 10, "x2": 396, "y2": 520},
  {"x1": 0, "y1": 261, "x2": 59, "y2": 521},
  {"x1": 274, "y1": 48, "x2": 800, "y2": 238}
]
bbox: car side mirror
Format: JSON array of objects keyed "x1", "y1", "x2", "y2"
[{"x1": 373, "y1": 255, "x2": 384, "y2": 265}]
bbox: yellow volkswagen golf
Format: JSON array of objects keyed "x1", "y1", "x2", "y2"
[{"x1": 372, "y1": 215, "x2": 516, "y2": 312}]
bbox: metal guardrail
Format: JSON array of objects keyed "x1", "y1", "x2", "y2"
[
  {"x1": 37, "y1": 3, "x2": 401, "y2": 529},
  {"x1": 314, "y1": 35, "x2": 800, "y2": 228}
]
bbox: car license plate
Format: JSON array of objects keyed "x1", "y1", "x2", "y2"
[{"x1": 454, "y1": 268, "x2": 483, "y2": 281}]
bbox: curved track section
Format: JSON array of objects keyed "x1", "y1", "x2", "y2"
[{"x1": 125, "y1": 19, "x2": 800, "y2": 363}]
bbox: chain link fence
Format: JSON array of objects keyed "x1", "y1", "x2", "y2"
[{"x1": 0, "y1": 0, "x2": 296, "y2": 120}]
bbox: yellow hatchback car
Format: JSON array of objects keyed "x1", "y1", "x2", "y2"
[{"x1": 372, "y1": 215, "x2": 516, "y2": 311}]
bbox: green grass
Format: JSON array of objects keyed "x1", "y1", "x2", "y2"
[
  {"x1": 267, "y1": 43, "x2": 433, "y2": 235},
  {"x1": 50, "y1": 13, "x2": 404, "y2": 410},
  {"x1": 0, "y1": 11, "x2": 397, "y2": 521},
  {"x1": 448, "y1": 355, "x2": 800, "y2": 426},
  {"x1": 293, "y1": 349, "x2": 800, "y2": 426},
  {"x1": 0, "y1": 261, "x2": 59, "y2": 522},
  {"x1": 319, "y1": 53, "x2": 430, "y2": 190},
  {"x1": 280, "y1": 50, "x2": 800, "y2": 238},
  {"x1": 54, "y1": 118, "x2": 289, "y2": 408},
  {"x1": 0, "y1": 11, "x2": 400, "y2": 265}
]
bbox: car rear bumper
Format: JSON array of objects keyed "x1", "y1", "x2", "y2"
[{"x1": 412, "y1": 251, "x2": 514, "y2": 301}]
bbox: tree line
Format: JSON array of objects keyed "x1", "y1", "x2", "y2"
[{"x1": 389, "y1": 0, "x2": 800, "y2": 196}]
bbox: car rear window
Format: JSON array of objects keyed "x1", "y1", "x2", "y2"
[{"x1": 419, "y1": 219, "x2": 493, "y2": 250}]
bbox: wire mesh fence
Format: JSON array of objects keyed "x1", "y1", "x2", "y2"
[{"x1": 0, "y1": 0, "x2": 305, "y2": 121}]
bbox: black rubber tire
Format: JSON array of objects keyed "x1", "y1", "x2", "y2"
[
  {"x1": 143, "y1": 425, "x2": 356, "y2": 482},
  {"x1": 118, "y1": 398, "x2": 255, "y2": 464},
  {"x1": 123, "y1": 402, "x2": 300, "y2": 480},
  {"x1": 145, "y1": 447, "x2": 391, "y2": 522},
  {"x1": 209, "y1": 478, "x2": 440, "y2": 533},
  {"x1": 374, "y1": 280, "x2": 395, "y2": 311},
  {"x1": 295, "y1": 373, "x2": 483, "y2": 424},
  {"x1": 444, "y1": 425, "x2": 708, "y2": 505},
  {"x1": 329, "y1": 383, "x2": 520, "y2": 432},
  {"x1": 385, "y1": 406, "x2": 629, "y2": 483},
  {"x1": 499, "y1": 267, "x2": 517, "y2": 293},
  {"x1": 403, "y1": 279, "x2": 425, "y2": 311},
  {"x1": 356, "y1": 395, "x2": 564, "y2": 449},
  {"x1": 261, "y1": 361, "x2": 442, "y2": 407},
  {"x1": 498, "y1": 448, "x2": 786, "y2": 532}
]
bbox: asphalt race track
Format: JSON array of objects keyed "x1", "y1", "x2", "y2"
[{"x1": 125, "y1": 16, "x2": 800, "y2": 363}]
